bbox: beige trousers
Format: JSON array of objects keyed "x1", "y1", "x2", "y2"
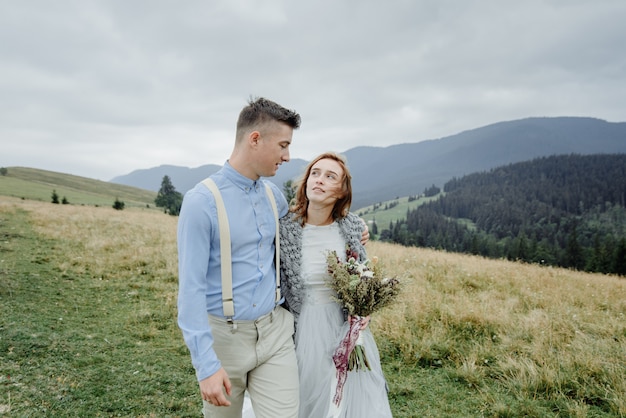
[{"x1": 203, "y1": 306, "x2": 299, "y2": 418}]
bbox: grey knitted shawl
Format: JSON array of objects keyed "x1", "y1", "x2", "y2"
[{"x1": 279, "y1": 211, "x2": 367, "y2": 325}]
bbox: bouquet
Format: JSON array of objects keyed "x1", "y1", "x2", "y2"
[{"x1": 326, "y1": 247, "x2": 401, "y2": 405}]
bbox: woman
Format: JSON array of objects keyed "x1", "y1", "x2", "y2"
[{"x1": 280, "y1": 152, "x2": 393, "y2": 418}]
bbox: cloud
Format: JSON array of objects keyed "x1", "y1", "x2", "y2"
[{"x1": 1, "y1": 0, "x2": 625, "y2": 180}]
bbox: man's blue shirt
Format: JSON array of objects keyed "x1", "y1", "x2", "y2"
[{"x1": 177, "y1": 162, "x2": 288, "y2": 381}]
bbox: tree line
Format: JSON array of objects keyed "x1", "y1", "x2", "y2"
[{"x1": 379, "y1": 154, "x2": 626, "y2": 276}]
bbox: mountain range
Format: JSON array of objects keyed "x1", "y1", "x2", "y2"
[{"x1": 110, "y1": 117, "x2": 626, "y2": 209}]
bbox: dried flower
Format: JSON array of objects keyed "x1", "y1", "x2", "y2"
[{"x1": 326, "y1": 249, "x2": 401, "y2": 318}]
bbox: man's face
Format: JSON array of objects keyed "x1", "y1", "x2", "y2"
[{"x1": 255, "y1": 122, "x2": 292, "y2": 178}]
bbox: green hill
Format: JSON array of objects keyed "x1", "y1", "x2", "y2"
[
  {"x1": 0, "y1": 167, "x2": 157, "y2": 208},
  {"x1": 355, "y1": 194, "x2": 441, "y2": 235}
]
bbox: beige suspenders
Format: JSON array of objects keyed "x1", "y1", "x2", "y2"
[
  {"x1": 266, "y1": 185, "x2": 282, "y2": 305},
  {"x1": 201, "y1": 178, "x2": 281, "y2": 323}
]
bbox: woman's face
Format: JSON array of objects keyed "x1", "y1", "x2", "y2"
[{"x1": 306, "y1": 158, "x2": 345, "y2": 206}]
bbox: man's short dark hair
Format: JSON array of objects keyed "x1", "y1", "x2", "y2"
[{"x1": 236, "y1": 97, "x2": 301, "y2": 136}]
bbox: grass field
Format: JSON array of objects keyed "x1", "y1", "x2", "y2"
[{"x1": 1, "y1": 196, "x2": 625, "y2": 417}]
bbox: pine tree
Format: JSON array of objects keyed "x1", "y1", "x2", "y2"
[
  {"x1": 155, "y1": 175, "x2": 183, "y2": 216},
  {"x1": 565, "y1": 224, "x2": 584, "y2": 270},
  {"x1": 612, "y1": 238, "x2": 626, "y2": 276},
  {"x1": 113, "y1": 198, "x2": 125, "y2": 211},
  {"x1": 283, "y1": 180, "x2": 296, "y2": 206}
]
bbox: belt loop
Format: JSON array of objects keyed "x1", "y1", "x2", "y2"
[{"x1": 227, "y1": 317, "x2": 237, "y2": 333}]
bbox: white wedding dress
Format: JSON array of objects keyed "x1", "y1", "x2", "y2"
[
  {"x1": 293, "y1": 223, "x2": 392, "y2": 418},
  {"x1": 242, "y1": 392, "x2": 255, "y2": 417}
]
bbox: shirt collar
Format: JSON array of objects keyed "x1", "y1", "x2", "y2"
[{"x1": 223, "y1": 161, "x2": 259, "y2": 192}]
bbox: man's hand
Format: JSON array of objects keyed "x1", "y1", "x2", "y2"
[
  {"x1": 199, "y1": 367, "x2": 232, "y2": 407},
  {"x1": 360, "y1": 219, "x2": 370, "y2": 245}
]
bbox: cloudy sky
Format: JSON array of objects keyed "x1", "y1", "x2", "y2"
[{"x1": 2, "y1": 1, "x2": 625, "y2": 181}]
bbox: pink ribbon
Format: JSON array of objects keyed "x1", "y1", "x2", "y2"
[{"x1": 331, "y1": 316, "x2": 363, "y2": 406}]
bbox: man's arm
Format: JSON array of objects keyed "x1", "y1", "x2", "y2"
[
  {"x1": 177, "y1": 190, "x2": 222, "y2": 381},
  {"x1": 360, "y1": 218, "x2": 370, "y2": 245}
]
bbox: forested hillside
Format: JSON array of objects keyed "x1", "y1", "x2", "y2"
[{"x1": 381, "y1": 154, "x2": 626, "y2": 276}]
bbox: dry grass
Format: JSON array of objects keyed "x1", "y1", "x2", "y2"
[
  {"x1": 25, "y1": 200, "x2": 178, "y2": 279},
  {"x1": 368, "y1": 241, "x2": 626, "y2": 416}
]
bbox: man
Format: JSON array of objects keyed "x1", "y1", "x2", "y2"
[{"x1": 177, "y1": 97, "x2": 301, "y2": 417}]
